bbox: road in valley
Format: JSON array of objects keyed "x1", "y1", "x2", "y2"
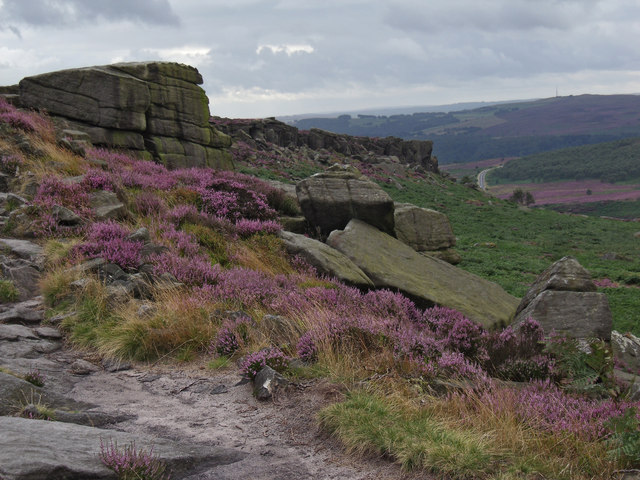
[{"x1": 477, "y1": 165, "x2": 502, "y2": 191}]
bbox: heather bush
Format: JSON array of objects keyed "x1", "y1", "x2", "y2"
[
  {"x1": 133, "y1": 192, "x2": 167, "y2": 216},
  {"x1": 99, "y1": 439, "x2": 167, "y2": 480},
  {"x1": 0, "y1": 97, "x2": 54, "y2": 138},
  {"x1": 150, "y1": 251, "x2": 220, "y2": 286},
  {"x1": 23, "y1": 368, "x2": 45, "y2": 387},
  {"x1": 211, "y1": 315, "x2": 252, "y2": 357},
  {"x1": 150, "y1": 221, "x2": 200, "y2": 257},
  {"x1": 82, "y1": 168, "x2": 116, "y2": 192},
  {"x1": 296, "y1": 332, "x2": 318, "y2": 362},
  {"x1": 0, "y1": 153, "x2": 23, "y2": 175},
  {"x1": 240, "y1": 347, "x2": 289, "y2": 379},
  {"x1": 75, "y1": 221, "x2": 143, "y2": 270},
  {"x1": 234, "y1": 218, "x2": 281, "y2": 237}
]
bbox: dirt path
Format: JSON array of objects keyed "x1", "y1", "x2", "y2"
[{"x1": 67, "y1": 359, "x2": 421, "y2": 479}]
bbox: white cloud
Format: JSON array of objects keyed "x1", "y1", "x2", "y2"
[
  {"x1": 142, "y1": 46, "x2": 212, "y2": 66},
  {"x1": 256, "y1": 44, "x2": 315, "y2": 56}
]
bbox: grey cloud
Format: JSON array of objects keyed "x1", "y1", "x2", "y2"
[
  {"x1": 0, "y1": 24, "x2": 22, "y2": 38},
  {"x1": 383, "y1": 0, "x2": 597, "y2": 33},
  {"x1": 1, "y1": 0, "x2": 180, "y2": 26}
]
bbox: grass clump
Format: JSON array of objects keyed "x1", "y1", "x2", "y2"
[
  {"x1": 319, "y1": 389, "x2": 497, "y2": 477},
  {"x1": 0, "y1": 278, "x2": 19, "y2": 303}
]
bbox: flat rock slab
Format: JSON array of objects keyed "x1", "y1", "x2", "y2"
[
  {"x1": 0, "y1": 371, "x2": 94, "y2": 416},
  {"x1": 278, "y1": 230, "x2": 373, "y2": 288},
  {"x1": 0, "y1": 298, "x2": 44, "y2": 323},
  {"x1": 0, "y1": 417, "x2": 246, "y2": 480},
  {"x1": 0, "y1": 238, "x2": 44, "y2": 263},
  {"x1": 327, "y1": 219, "x2": 519, "y2": 329},
  {"x1": 0, "y1": 323, "x2": 38, "y2": 341},
  {"x1": 514, "y1": 290, "x2": 612, "y2": 341}
]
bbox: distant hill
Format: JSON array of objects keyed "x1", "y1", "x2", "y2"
[
  {"x1": 489, "y1": 137, "x2": 640, "y2": 184},
  {"x1": 289, "y1": 94, "x2": 640, "y2": 164}
]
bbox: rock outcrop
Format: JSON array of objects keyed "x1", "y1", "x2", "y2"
[
  {"x1": 18, "y1": 62, "x2": 233, "y2": 170},
  {"x1": 514, "y1": 256, "x2": 612, "y2": 340},
  {"x1": 327, "y1": 219, "x2": 519, "y2": 329},
  {"x1": 296, "y1": 170, "x2": 395, "y2": 237},
  {"x1": 214, "y1": 117, "x2": 438, "y2": 172},
  {"x1": 279, "y1": 230, "x2": 374, "y2": 288}
]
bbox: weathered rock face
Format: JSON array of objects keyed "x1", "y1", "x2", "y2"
[
  {"x1": 19, "y1": 62, "x2": 233, "y2": 170},
  {"x1": 394, "y1": 203, "x2": 458, "y2": 264},
  {"x1": 278, "y1": 230, "x2": 374, "y2": 288},
  {"x1": 296, "y1": 170, "x2": 395, "y2": 237},
  {"x1": 327, "y1": 219, "x2": 519, "y2": 329},
  {"x1": 514, "y1": 256, "x2": 612, "y2": 341},
  {"x1": 214, "y1": 117, "x2": 438, "y2": 172}
]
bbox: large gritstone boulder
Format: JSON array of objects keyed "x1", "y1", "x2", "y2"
[
  {"x1": 394, "y1": 203, "x2": 460, "y2": 264},
  {"x1": 327, "y1": 219, "x2": 519, "y2": 329},
  {"x1": 514, "y1": 256, "x2": 612, "y2": 341},
  {"x1": 19, "y1": 62, "x2": 232, "y2": 170},
  {"x1": 296, "y1": 170, "x2": 395, "y2": 237},
  {"x1": 278, "y1": 230, "x2": 374, "y2": 289}
]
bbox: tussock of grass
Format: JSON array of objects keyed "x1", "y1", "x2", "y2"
[
  {"x1": 319, "y1": 389, "x2": 497, "y2": 478},
  {"x1": 231, "y1": 235, "x2": 294, "y2": 275},
  {"x1": 40, "y1": 266, "x2": 81, "y2": 307},
  {"x1": 0, "y1": 278, "x2": 19, "y2": 303}
]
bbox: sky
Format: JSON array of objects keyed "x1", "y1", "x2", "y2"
[{"x1": 1, "y1": 0, "x2": 639, "y2": 118}]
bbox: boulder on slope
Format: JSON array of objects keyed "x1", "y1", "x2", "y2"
[
  {"x1": 394, "y1": 203, "x2": 456, "y2": 252},
  {"x1": 513, "y1": 256, "x2": 611, "y2": 341},
  {"x1": 296, "y1": 170, "x2": 395, "y2": 237},
  {"x1": 327, "y1": 219, "x2": 519, "y2": 329},
  {"x1": 278, "y1": 230, "x2": 374, "y2": 288},
  {"x1": 515, "y1": 255, "x2": 596, "y2": 316}
]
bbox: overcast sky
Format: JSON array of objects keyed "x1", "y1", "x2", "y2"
[{"x1": 1, "y1": 0, "x2": 639, "y2": 118}]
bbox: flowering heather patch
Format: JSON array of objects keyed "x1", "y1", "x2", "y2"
[
  {"x1": 240, "y1": 347, "x2": 289, "y2": 379},
  {"x1": 150, "y1": 251, "x2": 220, "y2": 286},
  {"x1": 150, "y1": 221, "x2": 200, "y2": 257},
  {"x1": 0, "y1": 96, "x2": 53, "y2": 137},
  {"x1": 296, "y1": 331, "x2": 318, "y2": 362},
  {"x1": 76, "y1": 221, "x2": 143, "y2": 270},
  {"x1": 211, "y1": 314, "x2": 252, "y2": 357},
  {"x1": 0, "y1": 153, "x2": 23, "y2": 174},
  {"x1": 23, "y1": 368, "x2": 45, "y2": 387},
  {"x1": 82, "y1": 168, "x2": 116, "y2": 192},
  {"x1": 199, "y1": 177, "x2": 277, "y2": 221},
  {"x1": 234, "y1": 219, "x2": 281, "y2": 237},
  {"x1": 594, "y1": 278, "x2": 620, "y2": 288},
  {"x1": 490, "y1": 179, "x2": 640, "y2": 206},
  {"x1": 34, "y1": 177, "x2": 91, "y2": 214},
  {"x1": 99, "y1": 439, "x2": 167, "y2": 480}
]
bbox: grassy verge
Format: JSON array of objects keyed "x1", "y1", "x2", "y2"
[{"x1": 319, "y1": 384, "x2": 615, "y2": 480}]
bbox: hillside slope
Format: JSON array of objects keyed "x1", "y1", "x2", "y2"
[{"x1": 291, "y1": 94, "x2": 640, "y2": 163}]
